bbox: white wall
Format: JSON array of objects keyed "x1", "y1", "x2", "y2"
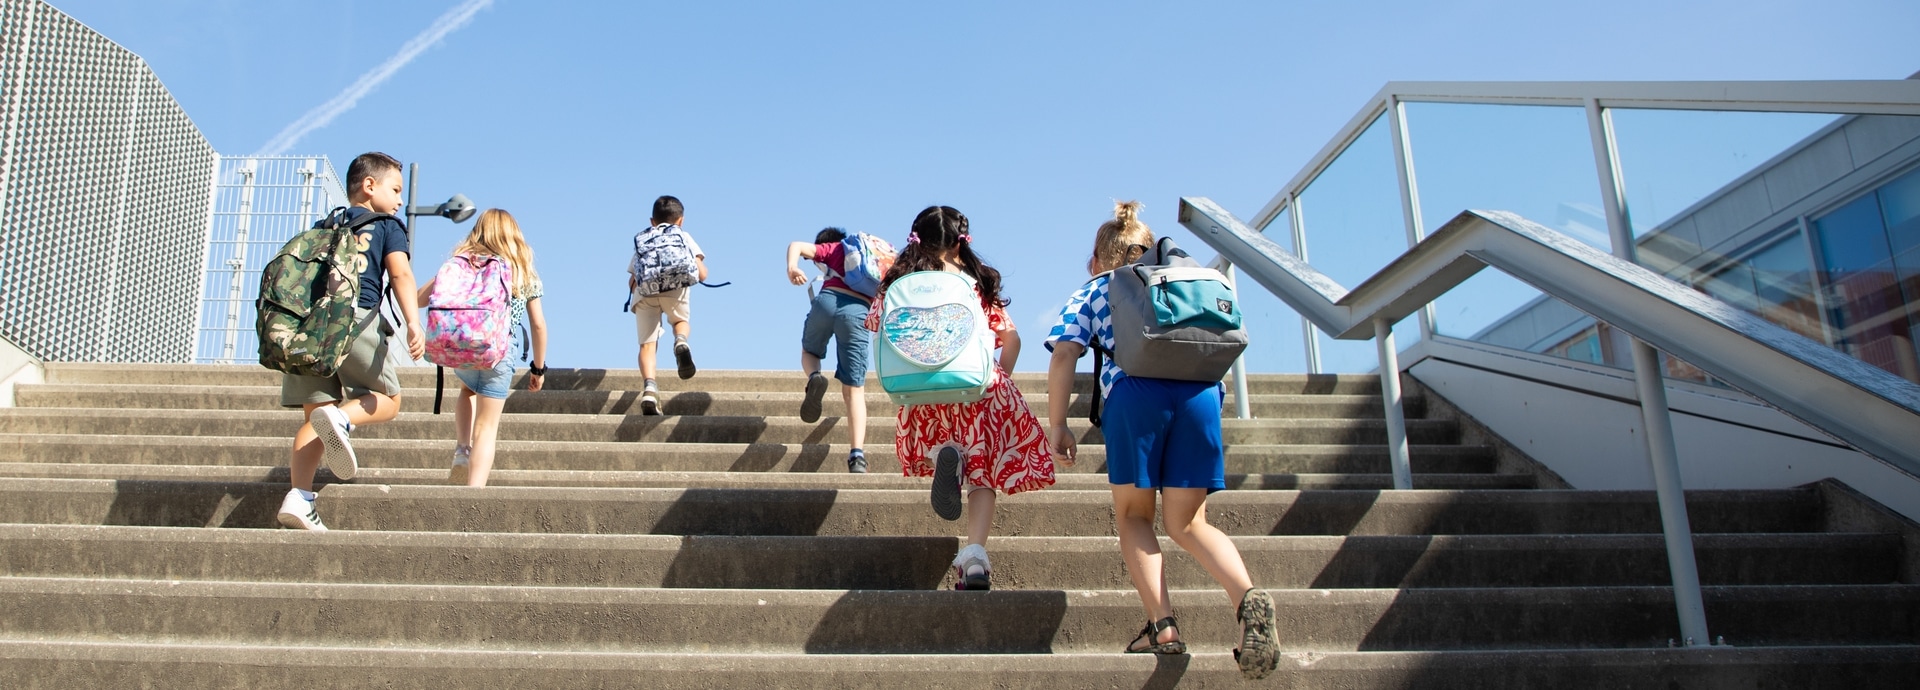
[
  {"x1": 1407, "y1": 338, "x2": 1920, "y2": 523},
  {"x1": 0, "y1": 334, "x2": 44, "y2": 407}
]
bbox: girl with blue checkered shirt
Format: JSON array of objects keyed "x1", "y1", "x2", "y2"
[{"x1": 1043, "y1": 201, "x2": 1277, "y2": 678}]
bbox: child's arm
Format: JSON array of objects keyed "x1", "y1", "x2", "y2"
[
  {"x1": 785, "y1": 241, "x2": 817, "y2": 285},
  {"x1": 415, "y1": 278, "x2": 435, "y2": 305},
  {"x1": 695, "y1": 255, "x2": 708, "y2": 283},
  {"x1": 997, "y1": 326, "x2": 1021, "y2": 373},
  {"x1": 526, "y1": 296, "x2": 548, "y2": 392},
  {"x1": 1046, "y1": 342, "x2": 1082, "y2": 467},
  {"x1": 386, "y1": 252, "x2": 425, "y2": 359}
]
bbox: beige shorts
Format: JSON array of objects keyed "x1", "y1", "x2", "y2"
[
  {"x1": 280, "y1": 308, "x2": 404, "y2": 407},
  {"x1": 631, "y1": 287, "x2": 691, "y2": 344}
]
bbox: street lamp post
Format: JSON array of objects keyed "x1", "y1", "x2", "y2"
[{"x1": 402, "y1": 162, "x2": 477, "y2": 254}]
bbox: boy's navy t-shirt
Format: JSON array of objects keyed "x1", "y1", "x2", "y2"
[{"x1": 335, "y1": 206, "x2": 410, "y2": 310}]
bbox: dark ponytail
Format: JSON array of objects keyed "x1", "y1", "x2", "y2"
[{"x1": 878, "y1": 206, "x2": 1008, "y2": 309}]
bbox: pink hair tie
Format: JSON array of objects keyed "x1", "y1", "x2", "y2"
[
  {"x1": 907, "y1": 234, "x2": 921, "y2": 245},
  {"x1": 958, "y1": 233, "x2": 972, "y2": 243}
]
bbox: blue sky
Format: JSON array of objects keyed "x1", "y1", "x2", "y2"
[{"x1": 48, "y1": 0, "x2": 1920, "y2": 373}]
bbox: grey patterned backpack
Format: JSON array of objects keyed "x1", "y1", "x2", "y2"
[{"x1": 629, "y1": 223, "x2": 700, "y2": 298}]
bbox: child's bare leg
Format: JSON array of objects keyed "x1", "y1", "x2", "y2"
[
  {"x1": 801, "y1": 351, "x2": 822, "y2": 375},
  {"x1": 455, "y1": 384, "x2": 477, "y2": 450},
  {"x1": 1161, "y1": 487, "x2": 1254, "y2": 605},
  {"x1": 964, "y1": 488, "x2": 995, "y2": 547},
  {"x1": 843, "y1": 384, "x2": 866, "y2": 449},
  {"x1": 465, "y1": 396, "x2": 508, "y2": 487},
  {"x1": 671, "y1": 319, "x2": 690, "y2": 340},
  {"x1": 1113, "y1": 484, "x2": 1175, "y2": 631},
  {"x1": 289, "y1": 392, "x2": 401, "y2": 492},
  {"x1": 639, "y1": 341, "x2": 657, "y2": 381}
]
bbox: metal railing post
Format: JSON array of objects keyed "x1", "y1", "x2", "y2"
[
  {"x1": 218, "y1": 160, "x2": 257, "y2": 365},
  {"x1": 1375, "y1": 318, "x2": 1413, "y2": 490},
  {"x1": 1224, "y1": 263, "x2": 1253, "y2": 420},
  {"x1": 1587, "y1": 98, "x2": 1712, "y2": 646}
]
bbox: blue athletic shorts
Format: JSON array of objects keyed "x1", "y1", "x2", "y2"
[
  {"x1": 1102, "y1": 375, "x2": 1226, "y2": 492},
  {"x1": 800, "y1": 289, "x2": 872, "y2": 387}
]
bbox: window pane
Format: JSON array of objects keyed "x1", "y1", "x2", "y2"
[
  {"x1": 1816, "y1": 194, "x2": 1895, "y2": 275},
  {"x1": 1880, "y1": 166, "x2": 1920, "y2": 257},
  {"x1": 1296, "y1": 114, "x2": 1419, "y2": 372}
]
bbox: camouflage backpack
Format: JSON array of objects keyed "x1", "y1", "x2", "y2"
[{"x1": 256, "y1": 208, "x2": 397, "y2": 377}]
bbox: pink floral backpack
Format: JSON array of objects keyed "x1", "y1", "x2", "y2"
[{"x1": 424, "y1": 253, "x2": 515, "y2": 369}]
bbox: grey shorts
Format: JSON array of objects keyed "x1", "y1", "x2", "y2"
[{"x1": 280, "y1": 307, "x2": 404, "y2": 407}]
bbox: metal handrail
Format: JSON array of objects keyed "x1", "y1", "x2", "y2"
[{"x1": 1181, "y1": 198, "x2": 1920, "y2": 478}]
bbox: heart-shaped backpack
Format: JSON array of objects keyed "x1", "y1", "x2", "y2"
[{"x1": 875, "y1": 271, "x2": 994, "y2": 405}]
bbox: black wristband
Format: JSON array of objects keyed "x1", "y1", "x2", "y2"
[{"x1": 528, "y1": 364, "x2": 547, "y2": 376}]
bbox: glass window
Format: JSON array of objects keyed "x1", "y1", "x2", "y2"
[
  {"x1": 1880, "y1": 166, "x2": 1920, "y2": 258},
  {"x1": 1813, "y1": 192, "x2": 1920, "y2": 382},
  {"x1": 1815, "y1": 194, "x2": 1894, "y2": 275}
]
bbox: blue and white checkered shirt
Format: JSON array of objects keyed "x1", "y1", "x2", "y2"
[{"x1": 1045, "y1": 275, "x2": 1125, "y2": 399}]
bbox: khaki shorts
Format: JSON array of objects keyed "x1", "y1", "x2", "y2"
[
  {"x1": 280, "y1": 308, "x2": 404, "y2": 407},
  {"x1": 631, "y1": 287, "x2": 691, "y2": 344}
]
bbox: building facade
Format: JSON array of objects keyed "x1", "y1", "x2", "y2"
[{"x1": 0, "y1": 0, "x2": 216, "y2": 363}]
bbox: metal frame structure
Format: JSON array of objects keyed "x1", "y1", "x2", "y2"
[
  {"x1": 0, "y1": 0, "x2": 216, "y2": 363},
  {"x1": 1194, "y1": 78, "x2": 1920, "y2": 647},
  {"x1": 195, "y1": 156, "x2": 346, "y2": 364}
]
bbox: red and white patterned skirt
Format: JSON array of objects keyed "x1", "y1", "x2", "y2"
[{"x1": 893, "y1": 368, "x2": 1056, "y2": 495}]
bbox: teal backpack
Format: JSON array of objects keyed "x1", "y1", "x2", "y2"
[{"x1": 875, "y1": 271, "x2": 995, "y2": 405}]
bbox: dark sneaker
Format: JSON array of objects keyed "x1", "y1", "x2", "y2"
[
  {"x1": 276, "y1": 489, "x2": 327, "y2": 531},
  {"x1": 309, "y1": 405, "x2": 358, "y2": 481},
  {"x1": 800, "y1": 372, "x2": 829, "y2": 423},
  {"x1": 640, "y1": 389, "x2": 661, "y2": 416},
  {"x1": 674, "y1": 342, "x2": 696, "y2": 379},
  {"x1": 847, "y1": 450, "x2": 868, "y2": 474},
  {"x1": 931, "y1": 446, "x2": 963, "y2": 521},
  {"x1": 1235, "y1": 589, "x2": 1280, "y2": 679}
]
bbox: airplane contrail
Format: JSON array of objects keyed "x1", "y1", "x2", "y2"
[{"x1": 254, "y1": 0, "x2": 493, "y2": 156}]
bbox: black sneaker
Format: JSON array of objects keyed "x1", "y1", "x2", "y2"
[
  {"x1": 674, "y1": 342, "x2": 696, "y2": 379},
  {"x1": 800, "y1": 372, "x2": 828, "y2": 423},
  {"x1": 931, "y1": 446, "x2": 963, "y2": 521},
  {"x1": 847, "y1": 450, "x2": 868, "y2": 474}
]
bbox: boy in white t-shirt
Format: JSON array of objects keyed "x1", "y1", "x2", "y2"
[{"x1": 627, "y1": 195, "x2": 706, "y2": 414}]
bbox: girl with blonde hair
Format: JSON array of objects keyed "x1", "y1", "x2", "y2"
[
  {"x1": 418, "y1": 208, "x2": 550, "y2": 486},
  {"x1": 1043, "y1": 201, "x2": 1277, "y2": 678}
]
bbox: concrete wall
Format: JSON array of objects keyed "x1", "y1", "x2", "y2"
[
  {"x1": 0, "y1": 332, "x2": 43, "y2": 407},
  {"x1": 1405, "y1": 338, "x2": 1920, "y2": 523}
]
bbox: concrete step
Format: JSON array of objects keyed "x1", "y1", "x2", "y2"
[
  {"x1": 8, "y1": 640, "x2": 1917, "y2": 690},
  {"x1": 0, "y1": 479, "x2": 1822, "y2": 535},
  {"x1": 0, "y1": 408, "x2": 1463, "y2": 446},
  {"x1": 0, "y1": 525, "x2": 1891, "y2": 590},
  {"x1": 14, "y1": 383, "x2": 1423, "y2": 420},
  {"x1": 1, "y1": 577, "x2": 1913, "y2": 652},
  {"x1": 0, "y1": 464, "x2": 1537, "y2": 491},
  {"x1": 43, "y1": 363, "x2": 1388, "y2": 395},
  {"x1": 0, "y1": 434, "x2": 1503, "y2": 475}
]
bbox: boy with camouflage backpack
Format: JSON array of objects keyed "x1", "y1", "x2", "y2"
[{"x1": 258, "y1": 152, "x2": 425, "y2": 531}]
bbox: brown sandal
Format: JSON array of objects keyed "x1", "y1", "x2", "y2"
[{"x1": 1125, "y1": 616, "x2": 1187, "y2": 655}]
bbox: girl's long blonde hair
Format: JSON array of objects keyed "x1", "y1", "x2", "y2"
[
  {"x1": 1090, "y1": 200, "x2": 1153, "y2": 274},
  {"x1": 453, "y1": 208, "x2": 539, "y2": 297}
]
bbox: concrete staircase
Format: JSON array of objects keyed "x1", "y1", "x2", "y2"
[{"x1": 0, "y1": 363, "x2": 1916, "y2": 687}]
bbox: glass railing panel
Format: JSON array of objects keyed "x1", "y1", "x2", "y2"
[
  {"x1": 1614, "y1": 110, "x2": 1920, "y2": 384},
  {"x1": 1295, "y1": 114, "x2": 1420, "y2": 372},
  {"x1": 1402, "y1": 102, "x2": 1617, "y2": 367},
  {"x1": 1237, "y1": 205, "x2": 1308, "y2": 372}
]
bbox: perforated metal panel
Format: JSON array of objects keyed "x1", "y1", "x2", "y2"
[
  {"x1": 196, "y1": 156, "x2": 347, "y2": 364},
  {"x1": 0, "y1": 0, "x2": 216, "y2": 363}
]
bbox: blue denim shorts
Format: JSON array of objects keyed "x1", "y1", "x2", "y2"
[
  {"x1": 453, "y1": 336, "x2": 522, "y2": 400},
  {"x1": 800, "y1": 289, "x2": 872, "y2": 387},
  {"x1": 1102, "y1": 376, "x2": 1227, "y2": 492}
]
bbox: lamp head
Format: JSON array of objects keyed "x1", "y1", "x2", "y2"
[{"x1": 437, "y1": 194, "x2": 477, "y2": 223}]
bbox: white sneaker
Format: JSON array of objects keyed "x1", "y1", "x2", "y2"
[
  {"x1": 309, "y1": 405, "x2": 358, "y2": 480},
  {"x1": 276, "y1": 489, "x2": 327, "y2": 531},
  {"x1": 449, "y1": 446, "x2": 471, "y2": 485},
  {"x1": 952, "y1": 543, "x2": 991, "y2": 591},
  {"x1": 640, "y1": 389, "x2": 661, "y2": 416}
]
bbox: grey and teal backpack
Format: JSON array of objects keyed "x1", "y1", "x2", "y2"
[
  {"x1": 256, "y1": 208, "x2": 397, "y2": 377},
  {"x1": 1089, "y1": 237, "x2": 1248, "y2": 424}
]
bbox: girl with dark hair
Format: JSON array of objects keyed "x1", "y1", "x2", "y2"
[{"x1": 864, "y1": 205, "x2": 1058, "y2": 591}]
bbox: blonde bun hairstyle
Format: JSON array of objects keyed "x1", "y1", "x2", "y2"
[{"x1": 1090, "y1": 200, "x2": 1153, "y2": 274}]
